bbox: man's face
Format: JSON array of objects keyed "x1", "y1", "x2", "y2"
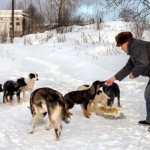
[{"x1": 121, "y1": 42, "x2": 128, "y2": 53}]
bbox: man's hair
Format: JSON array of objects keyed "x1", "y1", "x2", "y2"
[{"x1": 115, "y1": 32, "x2": 133, "y2": 47}]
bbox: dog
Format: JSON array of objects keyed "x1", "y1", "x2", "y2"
[
  {"x1": 28, "y1": 87, "x2": 70, "y2": 141},
  {"x1": 0, "y1": 84, "x2": 3, "y2": 92},
  {"x1": 3, "y1": 78, "x2": 27, "y2": 104},
  {"x1": 102, "y1": 82, "x2": 121, "y2": 107},
  {"x1": 64, "y1": 80, "x2": 104, "y2": 118},
  {"x1": 77, "y1": 84, "x2": 112, "y2": 113},
  {"x1": 21, "y1": 73, "x2": 38, "y2": 102}
]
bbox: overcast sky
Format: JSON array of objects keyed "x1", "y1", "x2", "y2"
[
  {"x1": 0, "y1": 0, "x2": 11, "y2": 9},
  {"x1": 0, "y1": 0, "x2": 113, "y2": 21}
]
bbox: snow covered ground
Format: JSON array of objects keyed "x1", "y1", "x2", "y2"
[{"x1": 0, "y1": 21, "x2": 150, "y2": 150}]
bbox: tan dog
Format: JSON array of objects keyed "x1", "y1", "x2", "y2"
[{"x1": 28, "y1": 87, "x2": 70, "y2": 141}]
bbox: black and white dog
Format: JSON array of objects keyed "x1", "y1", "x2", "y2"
[
  {"x1": 102, "y1": 82, "x2": 121, "y2": 107},
  {"x1": 28, "y1": 87, "x2": 70, "y2": 141},
  {"x1": 77, "y1": 85, "x2": 112, "y2": 113},
  {"x1": 21, "y1": 73, "x2": 38, "y2": 102},
  {"x1": 64, "y1": 80, "x2": 104, "y2": 118},
  {"x1": 3, "y1": 78, "x2": 27, "y2": 104}
]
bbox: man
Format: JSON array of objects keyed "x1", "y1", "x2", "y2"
[{"x1": 105, "y1": 31, "x2": 150, "y2": 125}]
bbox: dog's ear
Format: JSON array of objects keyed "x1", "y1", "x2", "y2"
[
  {"x1": 17, "y1": 78, "x2": 27, "y2": 86},
  {"x1": 29, "y1": 73, "x2": 35, "y2": 79},
  {"x1": 89, "y1": 85, "x2": 95, "y2": 95}
]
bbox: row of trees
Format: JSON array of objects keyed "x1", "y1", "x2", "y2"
[
  {"x1": 9, "y1": 0, "x2": 79, "y2": 32},
  {"x1": 7, "y1": 0, "x2": 150, "y2": 37},
  {"x1": 105, "y1": 0, "x2": 150, "y2": 39}
]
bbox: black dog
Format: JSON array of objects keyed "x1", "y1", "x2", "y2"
[
  {"x1": 3, "y1": 78, "x2": 27, "y2": 104},
  {"x1": 64, "y1": 80, "x2": 104, "y2": 118},
  {"x1": 102, "y1": 82, "x2": 121, "y2": 107},
  {"x1": 0, "y1": 84, "x2": 3, "y2": 92}
]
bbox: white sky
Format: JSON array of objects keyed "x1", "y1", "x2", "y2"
[{"x1": 0, "y1": 0, "x2": 11, "y2": 9}]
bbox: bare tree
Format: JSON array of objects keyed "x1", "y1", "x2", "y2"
[
  {"x1": 94, "y1": 6, "x2": 104, "y2": 30},
  {"x1": 36, "y1": 0, "x2": 44, "y2": 24},
  {"x1": 44, "y1": 0, "x2": 78, "y2": 27},
  {"x1": 104, "y1": 0, "x2": 150, "y2": 39},
  {"x1": 0, "y1": 24, "x2": 8, "y2": 43},
  {"x1": 105, "y1": 0, "x2": 150, "y2": 21},
  {"x1": 26, "y1": 2, "x2": 44, "y2": 32},
  {"x1": 16, "y1": 0, "x2": 29, "y2": 11},
  {"x1": 119, "y1": 8, "x2": 137, "y2": 22}
]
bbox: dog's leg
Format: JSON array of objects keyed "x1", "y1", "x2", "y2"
[
  {"x1": 66, "y1": 103, "x2": 74, "y2": 115},
  {"x1": 23, "y1": 90, "x2": 27, "y2": 102},
  {"x1": 6, "y1": 96, "x2": 9, "y2": 103},
  {"x1": 51, "y1": 119, "x2": 61, "y2": 141},
  {"x1": 44, "y1": 119, "x2": 52, "y2": 130},
  {"x1": 82, "y1": 102, "x2": 90, "y2": 118},
  {"x1": 28, "y1": 113, "x2": 39, "y2": 134},
  {"x1": 3, "y1": 92, "x2": 6, "y2": 103},
  {"x1": 9, "y1": 94, "x2": 13, "y2": 104},
  {"x1": 58, "y1": 110, "x2": 63, "y2": 130},
  {"x1": 93, "y1": 101, "x2": 99, "y2": 114},
  {"x1": 81, "y1": 103, "x2": 91, "y2": 115},
  {"x1": 30, "y1": 88, "x2": 34, "y2": 94},
  {"x1": 117, "y1": 95, "x2": 121, "y2": 107},
  {"x1": 17, "y1": 92, "x2": 21, "y2": 103},
  {"x1": 49, "y1": 108, "x2": 61, "y2": 141}
]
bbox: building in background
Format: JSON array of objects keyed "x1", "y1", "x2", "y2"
[{"x1": 0, "y1": 10, "x2": 30, "y2": 37}]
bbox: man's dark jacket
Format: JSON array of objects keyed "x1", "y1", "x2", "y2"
[{"x1": 115, "y1": 38, "x2": 150, "y2": 81}]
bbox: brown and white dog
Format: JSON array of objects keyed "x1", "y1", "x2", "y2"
[
  {"x1": 77, "y1": 85, "x2": 112, "y2": 114},
  {"x1": 64, "y1": 80, "x2": 104, "y2": 118},
  {"x1": 28, "y1": 87, "x2": 70, "y2": 141},
  {"x1": 21, "y1": 73, "x2": 38, "y2": 102}
]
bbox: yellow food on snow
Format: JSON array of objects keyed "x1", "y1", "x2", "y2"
[{"x1": 90, "y1": 105, "x2": 118, "y2": 114}]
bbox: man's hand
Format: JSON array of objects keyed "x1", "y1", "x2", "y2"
[
  {"x1": 129, "y1": 73, "x2": 135, "y2": 79},
  {"x1": 105, "y1": 76, "x2": 116, "y2": 86}
]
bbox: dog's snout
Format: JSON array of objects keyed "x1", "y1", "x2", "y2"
[{"x1": 107, "y1": 99, "x2": 113, "y2": 107}]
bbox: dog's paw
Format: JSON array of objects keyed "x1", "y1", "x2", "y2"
[
  {"x1": 28, "y1": 127, "x2": 34, "y2": 134},
  {"x1": 44, "y1": 125, "x2": 52, "y2": 130},
  {"x1": 24, "y1": 99, "x2": 28, "y2": 102},
  {"x1": 18, "y1": 102, "x2": 22, "y2": 105},
  {"x1": 84, "y1": 114, "x2": 90, "y2": 118},
  {"x1": 118, "y1": 105, "x2": 122, "y2": 108},
  {"x1": 9, "y1": 102, "x2": 13, "y2": 105}
]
